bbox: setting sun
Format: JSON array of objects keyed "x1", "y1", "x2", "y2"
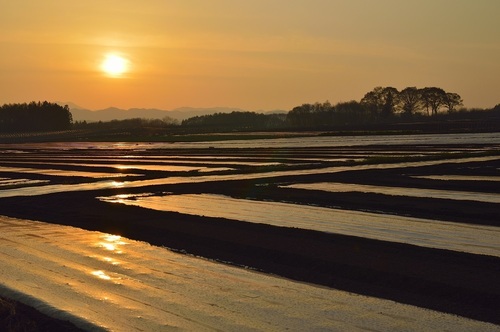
[
  {"x1": 1, "y1": 1, "x2": 499, "y2": 111},
  {"x1": 101, "y1": 54, "x2": 129, "y2": 77}
]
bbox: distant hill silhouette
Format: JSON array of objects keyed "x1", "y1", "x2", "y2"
[{"x1": 64, "y1": 103, "x2": 286, "y2": 122}]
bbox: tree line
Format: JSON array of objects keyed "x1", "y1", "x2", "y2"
[
  {"x1": 0, "y1": 102, "x2": 73, "y2": 132},
  {"x1": 285, "y1": 86, "x2": 464, "y2": 128},
  {"x1": 1, "y1": 87, "x2": 498, "y2": 134},
  {"x1": 360, "y1": 86, "x2": 463, "y2": 117},
  {"x1": 181, "y1": 111, "x2": 285, "y2": 131},
  {"x1": 180, "y1": 86, "x2": 481, "y2": 131}
]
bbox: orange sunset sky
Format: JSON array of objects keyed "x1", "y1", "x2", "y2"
[{"x1": 1, "y1": 0, "x2": 499, "y2": 111}]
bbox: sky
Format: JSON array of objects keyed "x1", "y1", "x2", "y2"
[{"x1": 1, "y1": 0, "x2": 499, "y2": 111}]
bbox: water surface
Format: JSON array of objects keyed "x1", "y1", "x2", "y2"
[
  {"x1": 99, "y1": 193, "x2": 500, "y2": 257},
  {"x1": 284, "y1": 182, "x2": 500, "y2": 203},
  {"x1": 3, "y1": 216, "x2": 492, "y2": 331}
]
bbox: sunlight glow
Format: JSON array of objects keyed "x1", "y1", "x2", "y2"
[
  {"x1": 101, "y1": 54, "x2": 129, "y2": 77},
  {"x1": 104, "y1": 235, "x2": 122, "y2": 242},
  {"x1": 98, "y1": 233, "x2": 127, "y2": 253},
  {"x1": 103, "y1": 257, "x2": 120, "y2": 265},
  {"x1": 111, "y1": 181, "x2": 125, "y2": 188},
  {"x1": 101, "y1": 243, "x2": 116, "y2": 251},
  {"x1": 92, "y1": 270, "x2": 112, "y2": 280}
]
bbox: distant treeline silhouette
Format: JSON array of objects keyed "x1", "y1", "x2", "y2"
[
  {"x1": 0, "y1": 101, "x2": 72, "y2": 132},
  {"x1": 3, "y1": 86, "x2": 499, "y2": 135},
  {"x1": 72, "y1": 117, "x2": 178, "y2": 134},
  {"x1": 70, "y1": 85, "x2": 498, "y2": 135},
  {"x1": 285, "y1": 86, "x2": 465, "y2": 128},
  {"x1": 181, "y1": 111, "x2": 285, "y2": 130},
  {"x1": 181, "y1": 86, "x2": 498, "y2": 131}
]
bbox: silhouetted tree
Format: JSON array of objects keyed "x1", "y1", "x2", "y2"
[
  {"x1": 333, "y1": 101, "x2": 369, "y2": 125},
  {"x1": 286, "y1": 101, "x2": 334, "y2": 128},
  {"x1": 360, "y1": 86, "x2": 399, "y2": 119},
  {"x1": 442, "y1": 92, "x2": 463, "y2": 112},
  {"x1": 0, "y1": 101, "x2": 72, "y2": 132},
  {"x1": 287, "y1": 104, "x2": 313, "y2": 127},
  {"x1": 162, "y1": 115, "x2": 179, "y2": 126},
  {"x1": 420, "y1": 87, "x2": 447, "y2": 116},
  {"x1": 397, "y1": 87, "x2": 422, "y2": 116},
  {"x1": 181, "y1": 111, "x2": 274, "y2": 130}
]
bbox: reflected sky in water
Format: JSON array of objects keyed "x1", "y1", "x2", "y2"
[
  {"x1": 91, "y1": 234, "x2": 128, "y2": 283},
  {"x1": 0, "y1": 155, "x2": 498, "y2": 198},
  {"x1": 284, "y1": 182, "x2": 500, "y2": 204},
  {"x1": 0, "y1": 132, "x2": 499, "y2": 150},
  {"x1": 99, "y1": 193, "x2": 500, "y2": 257},
  {"x1": 0, "y1": 166, "x2": 136, "y2": 178},
  {"x1": 3, "y1": 216, "x2": 492, "y2": 331}
]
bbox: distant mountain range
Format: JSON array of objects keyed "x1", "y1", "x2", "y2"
[{"x1": 60, "y1": 102, "x2": 287, "y2": 122}]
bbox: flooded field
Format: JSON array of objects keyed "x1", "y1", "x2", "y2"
[
  {"x1": 99, "y1": 192, "x2": 500, "y2": 257},
  {"x1": 1, "y1": 216, "x2": 497, "y2": 332},
  {"x1": 283, "y1": 182, "x2": 500, "y2": 203},
  {"x1": 0, "y1": 132, "x2": 499, "y2": 328}
]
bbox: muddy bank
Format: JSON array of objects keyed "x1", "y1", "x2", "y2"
[{"x1": 0, "y1": 296, "x2": 84, "y2": 332}]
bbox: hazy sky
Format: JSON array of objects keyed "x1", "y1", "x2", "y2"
[{"x1": 1, "y1": 0, "x2": 499, "y2": 111}]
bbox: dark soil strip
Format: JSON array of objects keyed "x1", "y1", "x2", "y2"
[{"x1": 0, "y1": 296, "x2": 84, "y2": 332}]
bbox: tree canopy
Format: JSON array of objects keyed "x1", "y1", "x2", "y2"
[
  {"x1": 0, "y1": 101, "x2": 73, "y2": 132},
  {"x1": 181, "y1": 111, "x2": 284, "y2": 131},
  {"x1": 360, "y1": 86, "x2": 463, "y2": 118}
]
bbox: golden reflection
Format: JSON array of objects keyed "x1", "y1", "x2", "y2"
[
  {"x1": 102, "y1": 243, "x2": 117, "y2": 251},
  {"x1": 103, "y1": 257, "x2": 120, "y2": 265},
  {"x1": 92, "y1": 270, "x2": 111, "y2": 280},
  {"x1": 111, "y1": 181, "x2": 125, "y2": 188},
  {"x1": 108, "y1": 194, "x2": 130, "y2": 204},
  {"x1": 104, "y1": 234, "x2": 122, "y2": 242},
  {"x1": 97, "y1": 233, "x2": 127, "y2": 254}
]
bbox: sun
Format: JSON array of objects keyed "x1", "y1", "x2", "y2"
[{"x1": 101, "y1": 54, "x2": 129, "y2": 77}]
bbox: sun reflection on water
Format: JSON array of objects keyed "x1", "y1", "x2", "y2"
[
  {"x1": 104, "y1": 234, "x2": 122, "y2": 242},
  {"x1": 107, "y1": 194, "x2": 131, "y2": 204},
  {"x1": 91, "y1": 234, "x2": 128, "y2": 281},
  {"x1": 91, "y1": 270, "x2": 112, "y2": 280},
  {"x1": 97, "y1": 234, "x2": 127, "y2": 254},
  {"x1": 111, "y1": 181, "x2": 125, "y2": 188},
  {"x1": 103, "y1": 256, "x2": 120, "y2": 265},
  {"x1": 101, "y1": 243, "x2": 118, "y2": 251}
]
